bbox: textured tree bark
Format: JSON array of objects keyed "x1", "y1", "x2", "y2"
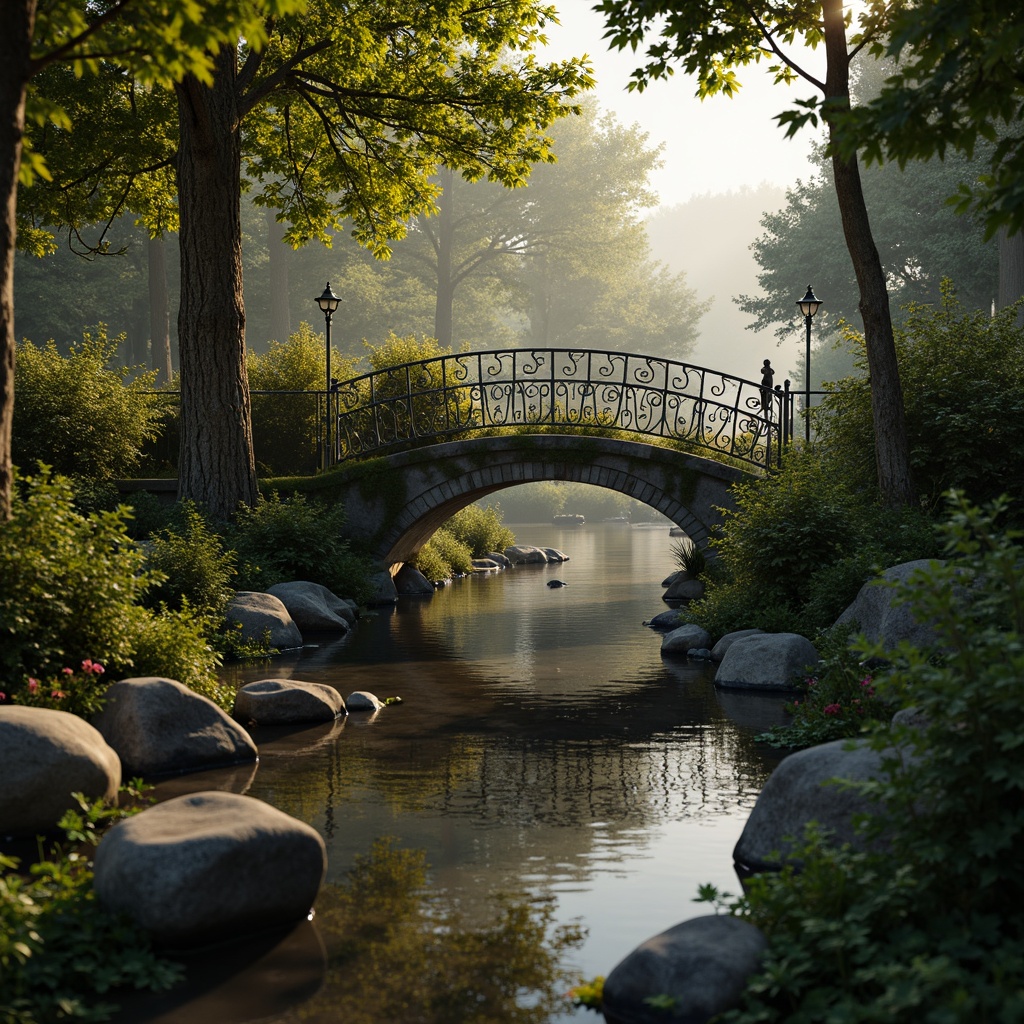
[
  {"x1": 148, "y1": 234, "x2": 173, "y2": 385},
  {"x1": 175, "y1": 44, "x2": 258, "y2": 519},
  {"x1": 998, "y1": 228, "x2": 1024, "y2": 322},
  {"x1": 266, "y1": 206, "x2": 291, "y2": 345},
  {"x1": 823, "y1": 0, "x2": 915, "y2": 508},
  {"x1": 0, "y1": 0, "x2": 34, "y2": 520}
]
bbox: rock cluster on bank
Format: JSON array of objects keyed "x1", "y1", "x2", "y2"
[{"x1": 609, "y1": 562, "x2": 935, "y2": 1023}]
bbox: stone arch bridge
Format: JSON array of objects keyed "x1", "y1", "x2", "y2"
[
  {"x1": 327, "y1": 434, "x2": 749, "y2": 571},
  {"x1": 322, "y1": 347, "x2": 791, "y2": 571}
]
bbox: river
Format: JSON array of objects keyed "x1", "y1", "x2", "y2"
[{"x1": 130, "y1": 521, "x2": 787, "y2": 1024}]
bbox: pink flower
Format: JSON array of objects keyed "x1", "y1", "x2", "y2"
[
  {"x1": 62, "y1": 667, "x2": 74, "y2": 676},
  {"x1": 823, "y1": 703, "x2": 842, "y2": 716},
  {"x1": 0, "y1": 692, "x2": 6, "y2": 702},
  {"x1": 51, "y1": 690, "x2": 66, "y2": 700},
  {"x1": 27, "y1": 679, "x2": 39, "y2": 693}
]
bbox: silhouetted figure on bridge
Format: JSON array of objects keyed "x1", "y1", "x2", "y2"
[{"x1": 760, "y1": 359, "x2": 775, "y2": 417}]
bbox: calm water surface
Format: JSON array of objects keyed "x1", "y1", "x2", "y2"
[{"x1": 134, "y1": 523, "x2": 787, "y2": 1024}]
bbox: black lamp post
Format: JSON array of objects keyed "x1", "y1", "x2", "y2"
[
  {"x1": 797, "y1": 284, "x2": 822, "y2": 442},
  {"x1": 315, "y1": 282, "x2": 341, "y2": 468}
]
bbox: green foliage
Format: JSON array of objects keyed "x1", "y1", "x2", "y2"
[
  {"x1": 817, "y1": 285, "x2": 1024, "y2": 516},
  {"x1": 757, "y1": 627, "x2": 895, "y2": 749},
  {"x1": 443, "y1": 504, "x2": 515, "y2": 557},
  {"x1": 0, "y1": 789, "x2": 184, "y2": 1024},
  {"x1": 683, "y1": 449, "x2": 938, "y2": 639},
  {"x1": 298, "y1": 837, "x2": 586, "y2": 1024},
  {"x1": 0, "y1": 469, "x2": 152, "y2": 684},
  {"x1": 13, "y1": 328, "x2": 163, "y2": 480},
  {"x1": 669, "y1": 537, "x2": 706, "y2": 577},
  {"x1": 120, "y1": 490, "x2": 173, "y2": 540},
  {"x1": 703, "y1": 494, "x2": 1024, "y2": 1023},
  {"x1": 228, "y1": 491, "x2": 374, "y2": 602},
  {"x1": 838, "y1": 0, "x2": 1024, "y2": 237},
  {"x1": 248, "y1": 322, "x2": 361, "y2": 476},
  {"x1": 6, "y1": 659, "x2": 111, "y2": 719},
  {"x1": 568, "y1": 975, "x2": 605, "y2": 1012},
  {"x1": 0, "y1": 470, "x2": 224, "y2": 709},
  {"x1": 413, "y1": 529, "x2": 474, "y2": 583},
  {"x1": 143, "y1": 504, "x2": 237, "y2": 620}
]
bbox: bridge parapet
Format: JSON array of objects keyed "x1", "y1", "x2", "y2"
[{"x1": 331, "y1": 348, "x2": 792, "y2": 471}]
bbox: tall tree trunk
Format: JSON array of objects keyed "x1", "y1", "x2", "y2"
[
  {"x1": 823, "y1": 0, "x2": 915, "y2": 508},
  {"x1": 148, "y1": 234, "x2": 173, "y2": 385},
  {"x1": 0, "y1": 1, "x2": 34, "y2": 520},
  {"x1": 266, "y1": 206, "x2": 291, "y2": 344},
  {"x1": 175, "y1": 44, "x2": 258, "y2": 519},
  {"x1": 433, "y1": 168, "x2": 456, "y2": 347},
  {"x1": 998, "y1": 228, "x2": 1024, "y2": 322}
]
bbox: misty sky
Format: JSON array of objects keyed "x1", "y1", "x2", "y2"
[{"x1": 543, "y1": 0, "x2": 827, "y2": 209}]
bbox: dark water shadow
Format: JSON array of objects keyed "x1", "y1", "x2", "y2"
[{"x1": 108, "y1": 918, "x2": 326, "y2": 1024}]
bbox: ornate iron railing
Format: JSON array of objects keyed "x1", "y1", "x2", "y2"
[{"x1": 330, "y1": 349, "x2": 794, "y2": 471}]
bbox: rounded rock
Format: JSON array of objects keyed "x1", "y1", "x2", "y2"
[
  {"x1": 93, "y1": 791, "x2": 326, "y2": 948},
  {"x1": 345, "y1": 691, "x2": 384, "y2": 712},
  {"x1": 0, "y1": 707, "x2": 121, "y2": 837},
  {"x1": 233, "y1": 679, "x2": 346, "y2": 726},
  {"x1": 661, "y1": 624, "x2": 713, "y2": 657}
]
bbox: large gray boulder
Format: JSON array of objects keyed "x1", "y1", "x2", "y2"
[
  {"x1": 602, "y1": 915, "x2": 767, "y2": 1024},
  {"x1": 663, "y1": 578, "x2": 705, "y2": 603},
  {"x1": 834, "y1": 560, "x2": 941, "y2": 650},
  {"x1": 504, "y1": 544, "x2": 550, "y2": 564},
  {"x1": 366, "y1": 570, "x2": 399, "y2": 606},
  {"x1": 346, "y1": 690, "x2": 384, "y2": 712},
  {"x1": 710, "y1": 629, "x2": 764, "y2": 663},
  {"x1": 233, "y1": 679, "x2": 346, "y2": 726},
  {"x1": 0, "y1": 707, "x2": 121, "y2": 837},
  {"x1": 267, "y1": 581, "x2": 355, "y2": 634},
  {"x1": 485, "y1": 551, "x2": 512, "y2": 568},
  {"x1": 645, "y1": 609, "x2": 688, "y2": 632},
  {"x1": 93, "y1": 791, "x2": 326, "y2": 948},
  {"x1": 541, "y1": 547, "x2": 569, "y2": 563},
  {"x1": 661, "y1": 624, "x2": 713, "y2": 657},
  {"x1": 733, "y1": 738, "x2": 892, "y2": 872},
  {"x1": 394, "y1": 564, "x2": 436, "y2": 594},
  {"x1": 715, "y1": 633, "x2": 819, "y2": 691},
  {"x1": 226, "y1": 592, "x2": 303, "y2": 649},
  {"x1": 92, "y1": 677, "x2": 258, "y2": 777}
]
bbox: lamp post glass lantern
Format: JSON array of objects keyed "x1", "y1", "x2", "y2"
[
  {"x1": 797, "y1": 285, "x2": 822, "y2": 442},
  {"x1": 316, "y1": 282, "x2": 342, "y2": 468}
]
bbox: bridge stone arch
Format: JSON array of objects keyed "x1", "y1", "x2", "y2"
[{"x1": 328, "y1": 435, "x2": 750, "y2": 571}]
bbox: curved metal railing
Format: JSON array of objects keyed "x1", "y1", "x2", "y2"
[{"x1": 330, "y1": 348, "x2": 794, "y2": 471}]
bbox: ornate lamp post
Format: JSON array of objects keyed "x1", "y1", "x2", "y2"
[
  {"x1": 315, "y1": 282, "x2": 341, "y2": 468},
  {"x1": 797, "y1": 285, "x2": 822, "y2": 442}
]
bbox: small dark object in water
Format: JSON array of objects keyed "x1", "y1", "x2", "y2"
[{"x1": 547, "y1": 579, "x2": 569, "y2": 588}]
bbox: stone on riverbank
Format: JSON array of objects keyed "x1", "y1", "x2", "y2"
[
  {"x1": 267, "y1": 581, "x2": 355, "y2": 634},
  {"x1": 710, "y1": 629, "x2": 764, "y2": 663},
  {"x1": 834, "y1": 560, "x2": 942, "y2": 650},
  {"x1": 602, "y1": 915, "x2": 767, "y2": 1024},
  {"x1": 226, "y1": 592, "x2": 303, "y2": 649},
  {"x1": 485, "y1": 551, "x2": 512, "y2": 568},
  {"x1": 645, "y1": 609, "x2": 688, "y2": 632},
  {"x1": 733, "y1": 737, "x2": 893, "y2": 872},
  {"x1": 504, "y1": 544, "x2": 550, "y2": 564},
  {"x1": 394, "y1": 564, "x2": 436, "y2": 595},
  {"x1": 660, "y1": 624, "x2": 713, "y2": 657},
  {"x1": 233, "y1": 679, "x2": 346, "y2": 726},
  {"x1": 346, "y1": 691, "x2": 384, "y2": 712},
  {"x1": 367, "y1": 570, "x2": 399, "y2": 605},
  {"x1": 0, "y1": 707, "x2": 121, "y2": 838},
  {"x1": 662, "y1": 577, "x2": 705, "y2": 603},
  {"x1": 93, "y1": 791, "x2": 326, "y2": 948},
  {"x1": 92, "y1": 677, "x2": 258, "y2": 777},
  {"x1": 715, "y1": 633, "x2": 819, "y2": 691}
]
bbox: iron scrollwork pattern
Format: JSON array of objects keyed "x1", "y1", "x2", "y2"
[{"x1": 332, "y1": 348, "x2": 787, "y2": 471}]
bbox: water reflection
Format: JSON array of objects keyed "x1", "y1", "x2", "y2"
[{"x1": 189, "y1": 524, "x2": 789, "y2": 1022}]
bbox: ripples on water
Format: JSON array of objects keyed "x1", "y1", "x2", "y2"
[{"x1": 134, "y1": 522, "x2": 787, "y2": 1024}]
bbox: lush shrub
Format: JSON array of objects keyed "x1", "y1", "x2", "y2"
[
  {"x1": 248, "y1": 322, "x2": 360, "y2": 476},
  {"x1": 701, "y1": 494, "x2": 1024, "y2": 1023},
  {"x1": 413, "y1": 528, "x2": 474, "y2": 583},
  {"x1": 142, "y1": 504, "x2": 237, "y2": 620},
  {"x1": 816, "y1": 283, "x2": 1024, "y2": 515},
  {"x1": 0, "y1": 470, "x2": 224, "y2": 710},
  {"x1": 0, "y1": 790, "x2": 184, "y2": 1022},
  {"x1": 120, "y1": 489, "x2": 173, "y2": 539},
  {"x1": 229, "y1": 491, "x2": 374, "y2": 602},
  {"x1": 443, "y1": 504, "x2": 515, "y2": 557},
  {"x1": 682, "y1": 448, "x2": 938, "y2": 639},
  {"x1": 13, "y1": 328, "x2": 163, "y2": 480},
  {"x1": 756, "y1": 626, "x2": 895, "y2": 749}
]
